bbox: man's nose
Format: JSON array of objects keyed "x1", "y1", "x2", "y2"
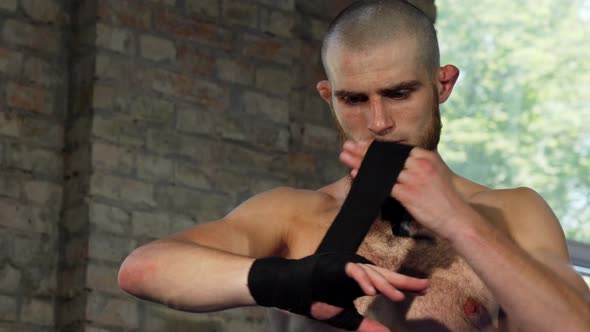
[{"x1": 367, "y1": 97, "x2": 395, "y2": 136}]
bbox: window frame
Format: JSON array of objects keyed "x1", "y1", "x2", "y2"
[{"x1": 569, "y1": 240, "x2": 590, "y2": 276}]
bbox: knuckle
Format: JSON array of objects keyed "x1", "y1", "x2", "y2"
[{"x1": 417, "y1": 158, "x2": 435, "y2": 173}]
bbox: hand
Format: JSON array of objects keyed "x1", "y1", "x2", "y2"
[
  {"x1": 339, "y1": 140, "x2": 470, "y2": 236},
  {"x1": 249, "y1": 252, "x2": 428, "y2": 331},
  {"x1": 310, "y1": 262, "x2": 429, "y2": 332}
]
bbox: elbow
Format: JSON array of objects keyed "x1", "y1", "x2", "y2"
[
  {"x1": 117, "y1": 258, "x2": 136, "y2": 294},
  {"x1": 118, "y1": 246, "x2": 157, "y2": 296}
]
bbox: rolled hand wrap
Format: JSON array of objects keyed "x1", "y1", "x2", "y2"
[{"x1": 247, "y1": 252, "x2": 373, "y2": 330}]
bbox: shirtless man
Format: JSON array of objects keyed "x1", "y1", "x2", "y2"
[{"x1": 118, "y1": 1, "x2": 590, "y2": 331}]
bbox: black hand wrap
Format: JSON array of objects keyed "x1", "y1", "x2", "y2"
[
  {"x1": 248, "y1": 141, "x2": 413, "y2": 331},
  {"x1": 248, "y1": 252, "x2": 372, "y2": 330}
]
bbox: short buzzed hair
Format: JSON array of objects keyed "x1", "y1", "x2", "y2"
[{"x1": 321, "y1": 0, "x2": 440, "y2": 79}]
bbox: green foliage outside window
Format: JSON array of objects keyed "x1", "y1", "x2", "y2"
[{"x1": 436, "y1": 0, "x2": 590, "y2": 242}]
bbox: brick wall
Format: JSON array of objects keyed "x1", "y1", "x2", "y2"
[
  {"x1": 0, "y1": 1, "x2": 434, "y2": 331},
  {"x1": 0, "y1": 0, "x2": 69, "y2": 331}
]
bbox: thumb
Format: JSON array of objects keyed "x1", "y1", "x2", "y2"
[
  {"x1": 310, "y1": 302, "x2": 391, "y2": 332},
  {"x1": 358, "y1": 317, "x2": 392, "y2": 332}
]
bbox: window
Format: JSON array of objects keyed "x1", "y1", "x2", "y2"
[{"x1": 436, "y1": 0, "x2": 590, "y2": 284}]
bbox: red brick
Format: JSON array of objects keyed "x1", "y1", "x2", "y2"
[
  {"x1": 98, "y1": 0, "x2": 152, "y2": 30},
  {"x1": 241, "y1": 33, "x2": 293, "y2": 64},
  {"x1": 156, "y1": 11, "x2": 232, "y2": 50},
  {"x1": 189, "y1": 78, "x2": 227, "y2": 111},
  {"x1": 6, "y1": 82, "x2": 53, "y2": 114},
  {"x1": 176, "y1": 45, "x2": 215, "y2": 76}
]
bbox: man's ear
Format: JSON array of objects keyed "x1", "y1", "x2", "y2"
[
  {"x1": 316, "y1": 80, "x2": 333, "y2": 105},
  {"x1": 438, "y1": 65, "x2": 460, "y2": 104}
]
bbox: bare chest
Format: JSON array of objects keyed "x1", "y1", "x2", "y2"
[
  {"x1": 359, "y1": 222, "x2": 498, "y2": 331},
  {"x1": 285, "y1": 219, "x2": 500, "y2": 331}
]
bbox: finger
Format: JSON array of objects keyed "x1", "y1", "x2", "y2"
[
  {"x1": 343, "y1": 139, "x2": 371, "y2": 153},
  {"x1": 346, "y1": 263, "x2": 377, "y2": 296},
  {"x1": 358, "y1": 264, "x2": 405, "y2": 301},
  {"x1": 367, "y1": 265, "x2": 430, "y2": 292},
  {"x1": 340, "y1": 141, "x2": 365, "y2": 162},
  {"x1": 342, "y1": 140, "x2": 359, "y2": 153},
  {"x1": 402, "y1": 155, "x2": 419, "y2": 171},
  {"x1": 395, "y1": 169, "x2": 411, "y2": 184},
  {"x1": 358, "y1": 317, "x2": 392, "y2": 332},
  {"x1": 351, "y1": 168, "x2": 359, "y2": 179},
  {"x1": 339, "y1": 150, "x2": 363, "y2": 170},
  {"x1": 409, "y1": 146, "x2": 431, "y2": 159},
  {"x1": 391, "y1": 182, "x2": 409, "y2": 202},
  {"x1": 310, "y1": 302, "x2": 343, "y2": 320}
]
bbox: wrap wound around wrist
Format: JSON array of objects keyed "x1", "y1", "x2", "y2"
[
  {"x1": 247, "y1": 252, "x2": 372, "y2": 318},
  {"x1": 248, "y1": 141, "x2": 413, "y2": 331}
]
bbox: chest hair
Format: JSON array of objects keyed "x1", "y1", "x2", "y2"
[{"x1": 356, "y1": 219, "x2": 497, "y2": 330}]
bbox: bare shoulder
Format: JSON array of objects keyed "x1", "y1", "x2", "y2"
[
  {"x1": 469, "y1": 186, "x2": 557, "y2": 225},
  {"x1": 470, "y1": 187, "x2": 590, "y2": 295},
  {"x1": 470, "y1": 186, "x2": 568, "y2": 258},
  {"x1": 166, "y1": 186, "x2": 339, "y2": 259},
  {"x1": 226, "y1": 185, "x2": 338, "y2": 222}
]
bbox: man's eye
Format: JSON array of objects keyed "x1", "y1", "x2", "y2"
[
  {"x1": 384, "y1": 90, "x2": 410, "y2": 100},
  {"x1": 343, "y1": 95, "x2": 368, "y2": 105}
]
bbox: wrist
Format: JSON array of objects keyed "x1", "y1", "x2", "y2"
[
  {"x1": 442, "y1": 204, "x2": 487, "y2": 243},
  {"x1": 237, "y1": 258, "x2": 258, "y2": 306},
  {"x1": 247, "y1": 257, "x2": 287, "y2": 307}
]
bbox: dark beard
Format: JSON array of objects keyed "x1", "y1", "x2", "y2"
[{"x1": 418, "y1": 104, "x2": 442, "y2": 151}]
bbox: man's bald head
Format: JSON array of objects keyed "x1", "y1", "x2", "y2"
[{"x1": 321, "y1": 0, "x2": 440, "y2": 80}]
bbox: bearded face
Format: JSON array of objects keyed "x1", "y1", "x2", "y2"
[
  {"x1": 322, "y1": 40, "x2": 444, "y2": 152},
  {"x1": 329, "y1": 86, "x2": 442, "y2": 151}
]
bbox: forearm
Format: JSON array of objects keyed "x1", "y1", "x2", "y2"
[
  {"x1": 118, "y1": 239, "x2": 256, "y2": 312},
  {"x1": 447, "y1": 209, "x2": 590, "y2": 331}
]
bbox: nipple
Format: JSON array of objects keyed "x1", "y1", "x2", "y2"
[
  {"x1": 462, "y1": 297, "x2": 492, "y2": 328},
  {"x1": 463, "y1": 297, "x2": 481, "y2": 316}
]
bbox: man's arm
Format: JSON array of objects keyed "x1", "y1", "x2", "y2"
[
  {"x1": 119, "y1": 184, "x2": 429, "y2": 332},
  {"x1": 341, "y1": 142, "x2": 590, "y2": 331},
  {"x1": 118, "y1": 187, "x2": 293, "y2": 312},
  {"x1": 392, "y1": 149, "x2": 590, "y2": 331},
  {"x1": 455, "y1": 187, "x2": 590, "y2": 331}
]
